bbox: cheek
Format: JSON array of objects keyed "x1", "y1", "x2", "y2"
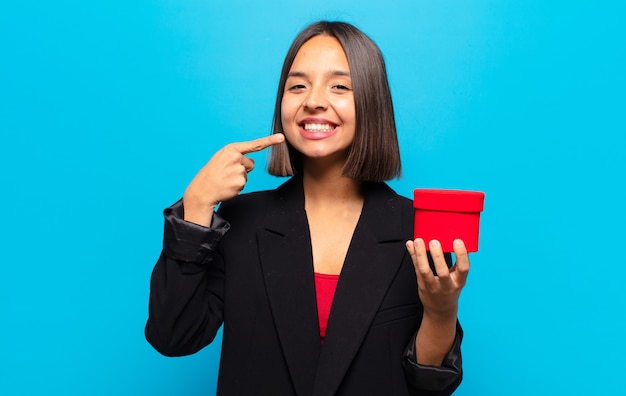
[
  {"x1": 280, "y1": 99, "x2": 299, "y2": 128},
  {"x1": 335, "y1": 98, "x2": 356, "y2": 121},
  {"x1": 280, "y1": 110, "x2": 289, "y2": 131},
  {"x1": 280, "y1": 99, "x2": 289, "y2": 121}
]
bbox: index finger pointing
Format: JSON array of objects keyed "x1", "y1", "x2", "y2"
[{"x1": 232, "y1": 133, "x2": 285, "y2": 154}]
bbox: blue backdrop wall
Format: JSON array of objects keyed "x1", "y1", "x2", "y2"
[{"x1": 1, "y1": 1, "x2": 625, "y2": 395}]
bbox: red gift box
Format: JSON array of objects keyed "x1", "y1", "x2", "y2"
[{"x1": 413, "y1": 189, "x2": 485, "y2": 252}]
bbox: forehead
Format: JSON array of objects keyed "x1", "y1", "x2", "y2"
[{"x1": 290, "y1": 35, "x2": 350, "y2": 72}]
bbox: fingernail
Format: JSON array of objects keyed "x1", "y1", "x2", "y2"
[
  {"x1": 453, "y1": 239, "x2": 464, "y2": 248},
  {"x1": 429, "y1": 240, "x2": 440, "y2": 249}
]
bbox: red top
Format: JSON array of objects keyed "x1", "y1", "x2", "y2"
[{"x1": 314, "y1": 272, "x2": 340, "y2": 343}]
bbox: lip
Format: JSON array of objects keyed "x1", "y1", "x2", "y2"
[{"x1": 297, "y1": 117, "x2": 339, "y2": 140}]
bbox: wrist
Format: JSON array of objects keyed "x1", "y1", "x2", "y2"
[
  {"x1": 182, "y1": 199, "x2": 216, "y2": 227},
  {"x1": 422, "y1": 307, "x2": 458, "y2": 325}
]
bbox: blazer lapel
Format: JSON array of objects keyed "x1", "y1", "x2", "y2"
[
  {"x1": 257, "y1": 176, "x2": 321, "y2": 396},
  {"x1": 312, "y1": 183, "x2": 410, "y2": 396}
]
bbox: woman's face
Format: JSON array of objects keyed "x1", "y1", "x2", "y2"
[{"x1": 281, "y1": 35, "x2": 356, "y2": 164}]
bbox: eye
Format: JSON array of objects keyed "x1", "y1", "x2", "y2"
[
  {"x1": 289, "y1": 84, "x2": 306, "y2": 90},
  {"x1": 333, "y1": 84, "x2": 352, "y2": 91}
]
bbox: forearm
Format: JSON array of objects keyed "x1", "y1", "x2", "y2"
[
  {"x1": 146, "y1": 252, "x2": 224, "y2": 356},
  {"x1": 145, "y1": 201, "x2": 228, "y2": 356},
  {"x1": 415, "y1": 310, "x2": 458, "y2": 366}
]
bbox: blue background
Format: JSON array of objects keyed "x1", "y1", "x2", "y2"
[{"x1": 1, "y1": 1, "x2": 625, "y2": 394}]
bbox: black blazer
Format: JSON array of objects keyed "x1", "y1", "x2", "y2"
[{"x1": 146, "y1": 175, "x2": 462, "y2": 395}]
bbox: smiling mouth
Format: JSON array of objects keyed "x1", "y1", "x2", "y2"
[{"x1": 301, "y1": 123, "x2": 337, "y2": 131}]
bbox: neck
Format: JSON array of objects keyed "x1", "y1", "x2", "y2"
[{"x1": 302, "y1": 168, "x2": 363, "y2": 204}]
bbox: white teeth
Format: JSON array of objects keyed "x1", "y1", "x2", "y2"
[{"x1": 304, "y1": 123, "x2": 334, "y2": 131}]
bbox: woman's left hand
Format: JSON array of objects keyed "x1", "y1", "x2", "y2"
[{"x1": 406, "y1": 238, "x2": 470, "y2": 319}]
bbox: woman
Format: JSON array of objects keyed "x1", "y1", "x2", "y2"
[{"x1": 146, "y1": 21, "x2": 469, "y2": 395}]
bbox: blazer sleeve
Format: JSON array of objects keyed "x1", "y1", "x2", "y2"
[
  {"x1": 402, "y1": 321, "x2": 463, "y2": 395},
  {"x1": 145, "y1": 200, "x2": 229, "y2": 357}
]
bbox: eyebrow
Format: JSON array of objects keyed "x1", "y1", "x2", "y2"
[{"x1": 287, "y1": 70, "x2": 351, "y2": 78}]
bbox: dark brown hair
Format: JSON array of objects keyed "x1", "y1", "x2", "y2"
[{"x1": 267, "y1": 21, "x2": 401, "y2": 182}]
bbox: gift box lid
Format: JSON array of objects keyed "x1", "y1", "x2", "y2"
[{"x1": 413, "y1": 189, "x2": 485, "y2": 213}]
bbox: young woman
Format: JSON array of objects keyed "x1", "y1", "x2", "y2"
[{"x1": 146, "y1": 21, "x2": 470, "y2": 395}]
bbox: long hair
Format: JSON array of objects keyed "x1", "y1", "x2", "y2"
[{"x1": 267, "y1": 21, "x2": 401, "y2": 182}]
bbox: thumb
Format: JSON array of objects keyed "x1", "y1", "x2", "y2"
[{"x1": 242, "y1": 156, "x2": 255, "y2": 172}]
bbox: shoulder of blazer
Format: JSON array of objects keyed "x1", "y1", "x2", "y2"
[{"x1": 359, "y1": 181, "x2": 414, "y2": 241}]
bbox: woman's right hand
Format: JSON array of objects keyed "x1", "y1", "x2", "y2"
[{"x1": 182, "y1": 133, "x2": 285, "y2": 226}]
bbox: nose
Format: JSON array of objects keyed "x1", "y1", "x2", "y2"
[{"x1": 303, "y1": 85, "x2": 328, "y2": 110}]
